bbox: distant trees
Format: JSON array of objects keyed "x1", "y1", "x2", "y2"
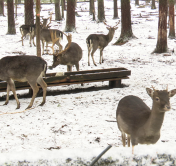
[
  {"x1": 151, "y1": 0, "x2": 156, "y2": 9},
  {"x1": 98, "y1": 0, "x2": 105, "y2": 22},
  {"x1": 113, "y1": 0, "x2": 118, "y2": 19},
  {"x1": 55, "y1": 0, "x2": 62, "y2": 21},
  {"x1": 153, "y1": 0, "x2": 168, "y2": 53},
  {"x1": 24, "y1": 0, "x2": 34, "y2": 25},
  {"x1": 168, "y1": 0, "x2": 175, "y2": 39},
  {"x1": 114, "y1": 0, "x2": 136, "y2": 45},
  {"x1": 65, "y1": 0, "x2": 76, "y2": 32},
  {"x1": 0, "y1": 0, "x2": 4, "y2": 16},
  {"x1": 7, "y1": 0, "x2": 16, "y2": 34}
]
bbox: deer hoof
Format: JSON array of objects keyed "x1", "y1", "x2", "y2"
[{"x1": 39, "y1": 102, "x2": 45, "y2": 106}]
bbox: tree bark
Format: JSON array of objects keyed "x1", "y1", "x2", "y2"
[
  {"x1": 168, "y1": 0, "x2": 175, "y2": 39},
  {"x1": 0, "y1": 0, "x2": 4, "y2": 16},
  {"x1": 7, "y1": 0, "x2": 16, "y2": 34},
  {"x1": 36, "y1": 0, "x2": 41, "y2": 57},
  {"x1": 113, "y1": 0, "x2": 118, "y2": 19},
  {"x1": 151, "y1": 0, "x2": 156, "y2": 9},
  {"x1": 55, "y1": 0, "x2": 62, "y2": 21},
  {"x1": 114, "y1": 0, "x2": 136, "y2": 45},
  {"x1": 135, "y1": 0, "x2": 139, "y2": 6},
  {"x1": 98, "y1": 0, "x2": 105, "y2": 22},
  {"x1": 65, "y1": 0, "x2": 76, "y2": 32},
  {"x1": 153, "y1": 0, "x2": 168, "y2": 53},
  {"x1": 90, "y1": 0, "x2": 95, "y2": 15},
  {"x1": 25, "y1": 0, "x2": 34, "y2": 25}
]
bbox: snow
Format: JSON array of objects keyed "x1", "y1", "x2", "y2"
[{"x1": 1, "y1": 0, "x2": 176, "y2": 165}]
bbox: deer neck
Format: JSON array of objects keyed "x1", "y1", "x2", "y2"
[
  {"x1": 106, "y1": 31, "x2": 115, "y2": 43},
  {"x1": 144, "y1": 105, "x2": 165, "y2": 135}
]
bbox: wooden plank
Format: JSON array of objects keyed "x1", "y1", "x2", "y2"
[{"x1": 46, "y1": 67, "x2": 128, "y2": 77}]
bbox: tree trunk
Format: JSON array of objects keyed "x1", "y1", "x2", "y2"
[
  {"x1": 90, "y1": 0, "x2": 95, "y2": 15},
  {"x1": 113, "y1": 0, "x2": 118, "y2": 19},
  {"x1": 36, "y1": 0, "x2": 41, "y2": 57},
  {"x1": 153, "y1": 0, "x2": 168, "y2": 53},
  {"x1": 25, "y1": 0, "x2": 34, "y2": 25},
  {"x1": 0, "y1": 0, "x2": 4, "y2": 16},
  {"x1": 61, "y1": 0, "x2": 64, "y2": 18},
  {"x1": 7, "y1": 0, "x2": 16, "y2": 34},
  {"x1": 65, "y1": 0, "x2": 76, "y2": 32},
  {"x1": 55, "y1": 0, "x2": 62, "y2": 21},
  {"x1": 151, "y1": 0, "x2": 156, "y2": 9},
  {"x1": 98, "y1": 0, "x2": 105, "y2": 22},
  {"x1": 168, "y1": 0, "x2": 175, "y2": 39},
  {"x1": 135, "y1": 0, "x2": 139, "y2": 6},
  {"x1": 114, "y1": 0, "x2": 136, "y2": 45}
]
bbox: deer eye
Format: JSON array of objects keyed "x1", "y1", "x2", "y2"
[{"x1": 156, "y1": 97, "x2": 160, "y2": 102}]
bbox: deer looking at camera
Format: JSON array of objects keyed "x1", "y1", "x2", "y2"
[
  {"x1": 0, "y1": 55, "x2": 47, "y2": 109},
  {"x1": 86, "y1": 21, "x2": 119, "y2": 66},
  {"x1": 50, "y1": 33, "x2": 83, "y2": 72},
  {"x1": 116, "y1": 86, "x2": 176, "y2": 154}
]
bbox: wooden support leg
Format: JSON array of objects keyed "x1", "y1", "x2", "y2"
[{"x1": 109, "y1": 80, "x2": 122, "y2": 88}]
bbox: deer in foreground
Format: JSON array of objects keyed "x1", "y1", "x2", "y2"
[
  {"x1": 49, "y1": 33, "x2": 82, "y2": 72},
  {"x1": 116, "y1": 87, "x2": 176, "y2": 154},
  {"x1": 86, "y1": 21, "x2": 119, "y2": 66},
  {"x1": 0, "y1": 55, "x2": 47, "y2": 109}
]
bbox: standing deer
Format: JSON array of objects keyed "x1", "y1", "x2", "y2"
[
  {"x1": 20, "y1": 24, "x2": 36, "y2": 47},
  {"x1": 50, "y1": 33, "x2": 83, "y2": 72},
  {"x1": 41, "y1": 29, "x2": 63, "y2": 55},
  {"x1": 0, "y1": 55, "x2": 47, "y2": 109},
  {"x1": 86, "y1": 21, "x2": 119, "y2": 66},
  {"x1": 116, "y1": 87, "x2": 176, "y2": 154}
]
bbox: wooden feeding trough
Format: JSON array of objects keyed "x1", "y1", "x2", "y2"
[{"x1": 0, "y1": 67, "x2": 131, "y2": 92}]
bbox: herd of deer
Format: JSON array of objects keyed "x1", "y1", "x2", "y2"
[{"x1": 1, "y1": 16, "x2": 176, "y2": 154}]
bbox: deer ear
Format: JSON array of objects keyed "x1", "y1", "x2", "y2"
[
  {"x1": 106, "y1": 27, "x2": 110, "y2": 30},
  {"x1": 169, "y1": 89, "x2": 176, "y2": 97},
  {"x1": 146, "y1": 88, "x2": 153, "y2": 98}
]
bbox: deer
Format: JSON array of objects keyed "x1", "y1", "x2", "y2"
[
  {"x1": 49, "y1": 33, "x2": 83, "y2": 72},
  {"x1": 20, "y1": 24, "x2": 36, "y2": 47},
  {"x1": 86, "y1": 21, "x2": 120, "y2": 66},
  {"x1": 0, "y1": 55, "x2": 47, "y2": 109},
  {"x1": 116, "y1": 86, "x2": 176, "y2": 154},
  {"x1": 41, "y1": 29, "x2": 63, "y2": 55}
]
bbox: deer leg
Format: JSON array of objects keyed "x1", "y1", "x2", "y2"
[
  {"x1": 127, "y1": 134, "x2": 131, "y2": 147},
  {"x1": 121, "y1": 132, "x2": 126, "y2": 147},
  {"x1": 37, "y1": 76, "x2": 47, "y2": 106},
  {"x1": 87, "y1": 45, "x2": 91, "y2": 66},
  {"x1": 46, "y1": 43, "x2": 49, "y2": 54},
  {"x1": 4, "y1": 83, "x2": 10, "y2": 106},
  {"x1": 42, "y1": 40, "x2": 45, "y2": 55},
  {"x1": 67, "y1": 65, "x2": 72, "y2": 72},
  {"x1": 75, "y1": 63, "x2": 79, "y2": 71},
  {"x1": 6, "y1": 79, "x2": 20, "y2": 109},
  {"x1": 21, "y1": 35, "x2": 24, "y2": 46},
  {"x1": 91, "y1": 50, "x2": 97, "y2": 66},
  {"x1": 56, "y1": 40, "x2": 63, "y2": 51},
  {"x1": 27, "y1": 81, "x2": 39, "y2": 109},
  {"x1": 99, "y1": 48, "x2": 104, "y2": 64}
]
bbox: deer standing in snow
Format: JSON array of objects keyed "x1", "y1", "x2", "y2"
[
  {"x1": 116, "y1": 87, "x2": 176, "y2": 154},
  {"x1": 0, "y1": 55, "x2": 47, "y2": 109},
  {"x1": 86, "y1": 21, "x2": 119, "y2": 66},
  {"x1": 50, "y1": 33, "x2": 82, "y2": 72}
]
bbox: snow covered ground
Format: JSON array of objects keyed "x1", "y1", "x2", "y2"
[{"x1": 1, "y1": 0, "x2": 176, "y2": 165}]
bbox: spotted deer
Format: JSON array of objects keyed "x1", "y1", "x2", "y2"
[{"x1": 116, "y1": 87, "x2": 176, "y2": 154}]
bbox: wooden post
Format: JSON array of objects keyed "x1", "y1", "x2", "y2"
[
  {"x1": 36, "y1": 0, "x2": 41, "y2": 57},
  {"x1": 109, "y1": 80, "x2": 122, "y2": 88}
]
